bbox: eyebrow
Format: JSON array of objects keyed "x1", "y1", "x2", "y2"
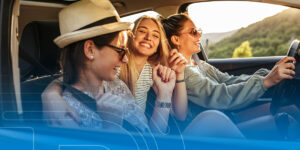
[{"x1": 138, "y1": 26, "x2": 160, "y2": 34}]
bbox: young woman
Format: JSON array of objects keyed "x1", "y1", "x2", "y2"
[
  {"x1": 161, "y1": 13, "x2": 296, "y2": 110},
  {"x1": 161, "y1": 13, "x2": 300, "y2": 139},
  {"x1": 119, "y1": 16, "x2": 188, "y2": 121},
  {"x1": 43, "y1": 0, "x2": 176, "y2": 134}
]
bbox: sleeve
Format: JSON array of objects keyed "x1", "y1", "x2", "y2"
[
  {"x1": 203, "y1": 61, "x2": 270, "y2": 85},
  {"x1": 185, "y1": 66, "x2": 268, "y2": 110}
]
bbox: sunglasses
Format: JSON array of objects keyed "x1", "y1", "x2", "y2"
[
  {"x1": 180, "y1": 28, "x2": 202, "y2": 37},
  {"x1": 105, "y1": 44, "x2": 128, "y2": 60}
]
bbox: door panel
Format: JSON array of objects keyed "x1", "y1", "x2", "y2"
[{"x1": 207, "y1": 56, "x2": 283, "y2": 76}]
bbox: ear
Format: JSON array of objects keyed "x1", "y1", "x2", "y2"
[
  {"x1": 171, "y1": 35, "x2": 180, "y2": 48},
  {"x1": 83, "y1": 40, "x2": 96, "y2": 60}
]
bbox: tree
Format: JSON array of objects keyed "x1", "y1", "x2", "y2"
[{"x1": 232, "y1": 41, "x2": 253, "y2": 58}]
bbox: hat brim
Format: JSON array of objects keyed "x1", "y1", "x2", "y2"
[{"x1": 54, "y1": 22, "x2": 132, "y2": 48}]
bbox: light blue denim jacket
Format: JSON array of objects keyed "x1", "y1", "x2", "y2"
[{"x1": 185, "y1": 60, "x2": 269, "y2": 110}]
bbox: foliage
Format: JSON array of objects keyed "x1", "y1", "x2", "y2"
[
  {"x1": 208, "y1": 8, "x2": 300, "y2": 59},
  {"x1": 232, "y1": 41, "x2": 253, "y2": 58}
]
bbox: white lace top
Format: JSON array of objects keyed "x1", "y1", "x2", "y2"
[{"x1": 62, "y1": 79, "x2": 149, "y2": 132}]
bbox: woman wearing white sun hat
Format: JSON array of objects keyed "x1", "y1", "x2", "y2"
[{"x1": 42, "y1": 0, "x2": 177, "y2": 133}]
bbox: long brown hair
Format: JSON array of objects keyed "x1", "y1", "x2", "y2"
[{"x1": 119, "y1": 16, "x2": 170, "y2": 95}]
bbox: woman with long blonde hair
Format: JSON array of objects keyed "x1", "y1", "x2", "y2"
[{"x1": 119, "y1": 15, "x2": 188, "y2": 120}]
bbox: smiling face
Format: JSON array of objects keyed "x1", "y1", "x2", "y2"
[
  {"x1": 90, "y1": 31, "x2": 128, "y2": 81},
  {"x1": 176, "y1": 19, "x2": 202, "y2": 57},
  {"x1": 133, "y1": 18, "x2": 161, "y2": 57}
]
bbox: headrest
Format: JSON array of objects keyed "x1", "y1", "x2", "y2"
[{"x1": 19, "y1": 21, "x2": 61, "y2": 81}]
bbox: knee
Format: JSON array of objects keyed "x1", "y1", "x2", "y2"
[{"x1": 196, "y1": 110, "x2": 231, "y2": 122}]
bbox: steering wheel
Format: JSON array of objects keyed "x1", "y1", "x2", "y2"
[
  {"x1": 287, "y1": 40, "x2": 300, "y2": 57},
  {"x1": 270, "y1": 40, "x2": 300, "y2": 114}
]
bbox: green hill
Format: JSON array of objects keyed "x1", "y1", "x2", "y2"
[{"x1": 208, "y1": 8, "x2": 300, "y2": 59}]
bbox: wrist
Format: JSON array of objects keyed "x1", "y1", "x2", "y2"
[
  {"x1": 176, "y1": 73, "x2": 184, "y2": 80},
  {"x1": 155, "y1": 101, "x2": 172, "y2": 108},
  {"x1": 263, "y1": 77, "x2": 273, "y2": 89},
  {"x1": 156, "y1": 92, "x2": 172, "y2": 102}
]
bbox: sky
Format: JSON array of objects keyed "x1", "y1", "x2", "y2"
[
  {"x1": 121, "y1": 1, "x2": 289, "y2": 34},
  {"x1": 188, "y1": 1, "x2": 288, "y2": 33}
]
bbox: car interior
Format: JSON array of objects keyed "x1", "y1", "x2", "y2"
[{"x1": 3, "y1": 0, "x2": 299, "y2": 145}]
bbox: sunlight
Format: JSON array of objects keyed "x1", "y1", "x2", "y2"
[{"x1": 188, "y1": 1, "x2": 288, "y2": 33}]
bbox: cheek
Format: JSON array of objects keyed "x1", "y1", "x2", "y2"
[
  {"x1": 153, "y1": 39, "x2": 160, "y2": 50},
  {"x1": 95, "y1": 54, "x2": 118, "y2": 71}
]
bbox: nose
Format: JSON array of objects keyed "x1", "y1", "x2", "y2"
[
  {"x1": 196, "y1": 32, "x2": 201, "y2": 39},
  {"x1": 121, "y1": 54, "x2": 128, "y2": 64},
  {"x1": 144, "y1": 33, "x2": 151, "y2": 41}
]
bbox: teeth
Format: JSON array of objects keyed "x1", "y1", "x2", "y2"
[{"x1": 140, "y1": 43, "x2": 151, "y2": 48}]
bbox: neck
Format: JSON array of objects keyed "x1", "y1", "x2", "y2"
[
  {"x1": 134, "y1": 54, "x2": 148, "y2": 73},
  {"x1": 181, "y1": 52, "x2": 194, "y2": 65},
  {"x1": 73, "y1": 69, "x2": 104, "y2": 98}
]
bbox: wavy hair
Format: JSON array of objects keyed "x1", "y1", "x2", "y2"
[{"x1": 119, "y1": 15, "x2": 170, "y2": 95}]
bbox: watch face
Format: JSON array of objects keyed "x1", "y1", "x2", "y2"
[{"x1": 156, "y1": 101, "x2": 172, "y2": 108}]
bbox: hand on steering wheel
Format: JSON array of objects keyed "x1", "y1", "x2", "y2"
[{"x1": 270, "y1": 40, "x2": 300, "y2": 114}]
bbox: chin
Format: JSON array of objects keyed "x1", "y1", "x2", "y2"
[{"x1": 101, "y1": 74, "x2": 117, "y2": 82}]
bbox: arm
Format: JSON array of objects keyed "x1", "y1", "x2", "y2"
[
  {"x1": 186, "y1": 57, "x2": 296, "y2": 110},
  {"x1": 149, "y1": 64, "x2": 176, "y2": 134},
  {"x1": 200, "y1": 60, "x2": 269, "y2": 85},
  {"x1": 41, "y1": 77, "x2": 80, "y2": 125},
  {"x1": 185, "y1": 65, "x2": 267, "y2": 110},
  {"x1": 167, "y1": 49, "x2": 188, "y2": 121}
]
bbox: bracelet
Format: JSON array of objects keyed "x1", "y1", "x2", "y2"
[
  {"x1": 176, "y1": 79, "x2": 185, "y2": 83},
  {"x1": 155, "y1": 101, "x2": 172, "y2": 108}
]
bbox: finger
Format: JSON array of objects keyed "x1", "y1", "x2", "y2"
[
  {"x1": 282, "y1": 62, "x2": 295, "y2": 70},
  {"x1": 165, "y1": 68, "x2": 172, "y2": 82},
  {"x1": 172, "y1": 57, "x2": 183, "y2": 66},
  {"x1": 158, "y1": 64, "x2": 164, "y2": 77},
  {"x1": 280, "y1": 73, "x2": 294, "y2": 80},
  {"x1": 162, "y1": 66, "x2": 168, "y2": 81},
  {"x1": 282, "y1": 68, "x2": 296, "y2": 76},
  {"x1": 170, "y1": 49, "x2": 178, "y2": 56},
  {"x1": 277, "y1": 57, "x2": 296, "y2": 64},
  {"x1": 169, "y1": 52, "x2": 180, "y2": 63},
  {"x1": 178, "y1": 59, "x2": 187, "y2": 65},
  {"x1": 170, "y1": 70, "x2": 176, "y2": 81},
  {"x1": 152, "y1": 64, "x2": 160, "y2": 79}
]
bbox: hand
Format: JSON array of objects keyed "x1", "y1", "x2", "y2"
[
  {"x1": 95, "y1": 93, "x2": 124, "y2": 126},
  {"x1": 263, "y1": 56, "x2": 296, "y2": 88},
  {"x1": 41, "y1": 90, "x2": 81, "y2": 127},
  {"x1": 152, "y1": 64, "x2": 176, "y2": 100},
  {"x1": 168, "y1": 49, "x2": 188, "y2": 76}
]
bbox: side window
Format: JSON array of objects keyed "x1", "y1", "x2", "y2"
[
  {"x1": 188, "y1": 1, "x2": 300, "y2": 59},
  {"x1": 121, "y1": 11, "x2": 160, "y2": 22}
]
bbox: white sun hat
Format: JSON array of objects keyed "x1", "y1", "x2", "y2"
[{"x1": 54, "y1": 0, "x2": 132, "y2": 48}]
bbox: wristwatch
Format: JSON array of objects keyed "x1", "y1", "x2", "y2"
[{"x1": 155, "y1": 101, "x2": 172, "y2": 108}]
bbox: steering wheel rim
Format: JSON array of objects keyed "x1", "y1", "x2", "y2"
[
  {"x1": 270, "y1": 40, "x2": 300, "y2": 114},
  {"x1": 286, "y1": 40, "x2": 300, "y2": 57}
]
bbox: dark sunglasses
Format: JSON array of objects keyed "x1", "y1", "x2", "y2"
[
  {"x1": 180, "y1": 28, "x2": 202, "y2": 37},
  {"x1": 105, "y1": 44, "x2": 128, "y2": 60}
]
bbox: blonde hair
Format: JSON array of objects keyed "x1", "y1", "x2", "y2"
[{"x1": 119, "y1": 16, "x2": 170, "y2": 96}]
